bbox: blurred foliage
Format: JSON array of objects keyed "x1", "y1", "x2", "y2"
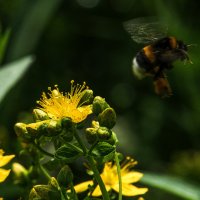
[{"x1": 0, "y1": 0, "x2": 200, "y2": 199}]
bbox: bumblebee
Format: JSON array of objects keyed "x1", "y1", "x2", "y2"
[{"x1": 124, "y1": 17, "x2": 192, "y2": 97}]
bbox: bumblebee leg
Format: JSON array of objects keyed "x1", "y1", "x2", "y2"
[{"x1": 153, "y1": 72, "x2": 173, "y2": 97}]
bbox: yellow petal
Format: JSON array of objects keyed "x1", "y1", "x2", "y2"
[
  {"x1": 121, "y1": 172, "x2": 143, "y2": 183},
  {"x1": 92, "y1": 185, "x2": 111, "y2": 197},
  {"x1": 0, "y1": 155, "x2": 15, "y2": 167},
  {"x1": 0, "y1": 168, "x2": 11, "y2": 182},
  {"x1": 112, "y1": 183, "x2": 148, "y2": 196},
  {"x1": 73, "y1": 180, "x2": 93, "y2": 193}
]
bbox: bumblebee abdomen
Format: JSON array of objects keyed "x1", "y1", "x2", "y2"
[{"x1": 132, "y1": 46, "x2": 157, "y2": 79}]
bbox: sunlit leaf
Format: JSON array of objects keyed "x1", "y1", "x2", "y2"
[
  {"x1": 0, "y1": 56, "x2": 34, "y2": 103},
  {"x1": 141, "y1": 172, "x2": 200, "y2": 200}
]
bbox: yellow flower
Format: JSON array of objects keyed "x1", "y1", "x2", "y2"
[
  {"x1": 73, "y1": 157, "x2": 148, "y2": 197},
  {"x1": 37, "y1": 80, "x2": 92, "y2": 123},
  {"x1": 0, "y1": 149, "x2": 15, "y2": 183}
]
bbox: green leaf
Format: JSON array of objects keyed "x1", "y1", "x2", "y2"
[
  {"x1": 141, "y1": 172, "x2": 200, "y2": 200},
  {"x1": 0, "y1": 28, "x2": 11, "y2": 64},
  {"x1": 7, "y1": 0, "x2": 62, "y2": 60},
  {"x1": 55, "y1": 143, "x2": 83, "y2": 163},
  {"x1": 91, "y1": 142, "x2": 115, "y2": 162},
  {"x1": 0, "y1": 56, "x2": 34, "y2": 103}
]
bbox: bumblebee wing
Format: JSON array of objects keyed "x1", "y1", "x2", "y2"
[{"x1": 123, "y1": 17, "x2": 168, "y2": 44}]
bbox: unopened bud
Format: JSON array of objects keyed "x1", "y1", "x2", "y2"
[
  {"x1": 92, "y1": 96, "x2": 110, "y2": 115},
  {"x1": 12, "y1": 162, "x2": 28, "y2": 184},
  {"x1": 46, "y1": 120, "x2": 62, "y2": 136},
  {"x1": 98, "y1": 108, "x2": 116, "y2": 129},
  {"x1": 48, "y1": 177, "x2": 60, "y2": 189},
  {"x1": 33, "y1": 109, "x2": 49, "y2": 121},
  {"x1": 61, "y1": 117, "x2": 73, "y2": 129},
  {"x1": 79, "y1": 89, "x2": 94, "y2": 105},
  {"x1": 106, "y1": 131, "x2": 118, "y2": 145},
  {"x1": 97, "y1": 127, "x2": 111, "y2": 140},
  {"x1": 26, "y1": 120, "x2": 49, "y2": 138},
  {"x1": 14, "y1": 123, "x2": 29, "y2": 138},
  {"x1": 85, "y1": 127, "x2": 98, "y2": 144},
  {"x1": 57, "y1": 165, "x2": 73, "y2": 187}
]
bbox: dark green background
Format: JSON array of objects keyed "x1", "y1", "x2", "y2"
[{"x1": 0, "y1": 0, "x2": 200, "y2": 199}]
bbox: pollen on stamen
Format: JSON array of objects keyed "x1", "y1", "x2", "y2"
[{"x1": 36, "y1": 81, "x2": 92, "y2": 123}]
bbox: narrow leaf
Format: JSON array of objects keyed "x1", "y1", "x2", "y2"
[
  {"x1": 141, "y1": 172, "x2": 200, "y2": 200},
  {"x1": 7, "y1": 0, "x2": 62, "y2": 60},
  {"x1": 0, "y1": 56, "x2": 34, "y2": 103},
  {"x1": 0, "y1": 29, "x2": 11, "y2": 64}
]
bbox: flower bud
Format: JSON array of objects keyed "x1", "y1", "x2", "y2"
[
  {"x1": 85, "y1": 127, "x2": 98, "y2": 144},
  {"x1": 14, "y1": 123, "x2": 29, "y2": 138},
  {"x1": 12, "y1": 162, "x2": 28, "y2": 184},
  {"x1": 92, "y1": 96, "x2": 110, "y2": 115},
  {"x1": 97, "y1": 127, "x2": 112, "y2": 140},
  {"x1": 79, "y1": 89, "x2": 94, "y2": 105},
  {"x1": 61, "y1": 117, "x2": 73, "y2": 129},
  {"x1": 29, "y1": 184, "x2": 58, "y2": 200},
  {"x1": 106, "y1": 131, "x2": 118, "y2": 145},
  {"x1": 46, "y1": 120, "x2": 62, "y2": 137},
  {"x1": 37, "y1": 120, "x2": 62, "y2": 137},
  {"x1": 48, "y1": 177, "x2": 60, "y2": 189},
  {"x1": 98, "y1": 108, "x2": 116, "y2": 129},
  {"x1": 33, "y1": 109, "x2": 49, "y2": 121},
  {"x1": 57, "y1": 165, "x2": 73, "y2": 187}
]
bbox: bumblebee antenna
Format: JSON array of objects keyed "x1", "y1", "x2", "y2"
[
  {"x1": 187, "y1": 44, "x2": 197, "y2": 47},
  {"x1": 179, "y1": 49, "x2": 193, "y2": 64}
]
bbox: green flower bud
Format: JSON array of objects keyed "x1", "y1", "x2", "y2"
[
  {"x1": 98, "y1": 108, "x2": 116, "y2": 129},
  {"x1": 46, "y1": 120, "x2": 62, "y2": 137},
  {"x1": 85, "y1": 127, "x2": 98, "y2": 144},
  {"x1": 38, "y1": 120, "x2": 62, "y2": 137},
  {"x1": 29, "y1": 185, "x2": 51, "y2": 200},
  {"x1": 61, "y1": 117, "x2": 73, "y2": 129},
  {"x1": 57, "y1": 165, "x2": 73, "y2": 187},
  {"x1": 97, "y1": 127, "x2": 112, "y2": 140},
  {"x1": 33, "y1": 109, "x2": 49, "y2": 121},
  {"x1": 79, "y1": 89, "x2": 94, "y2": 105},
  {"x1": 14, "y1": 123, "x2": 29, "y2": 138},
  {"x1": 48, "y1": 177, "x2": 60, "y2": 190},
  {"x1": 106, "y1": 131, "x2": 118, "y2": 145},
  {"x1": 24, "y1": 120, "x2": 50, "y2": 138},
  {"x1": 12, "y1": 162, "x2": 28, "y2": 184},
  {"x1": 29, "y1": 188, "x2": 40, "y2": 199},
  {"x1": 91, "y1": 120, "x2": 99, "y2": 129},
  {"x1": 92, "y1": 96, "x2": 110, "y2": 115}
]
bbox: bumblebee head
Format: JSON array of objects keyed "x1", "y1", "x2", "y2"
[{"x1": 177, "y1": 40, "x2": 188, "y2": 51}]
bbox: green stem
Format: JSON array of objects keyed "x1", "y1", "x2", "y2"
[
  {"x1": 87, "y1": 156, "x2": 110, "y2": 200},
  {"x1": 34, "y1": 141, "x2": 54, "y2": 158},
  {"x1": 69, "y1": 182, "x2": 79, "y2": 200},
  {"x1": 115, "y1": 152, "x2": 122, "y2": 200},
  {"x1": 73, "y1": 130, "x2": 110, "y2": 200},
  {"x1": 88, "y1": 140, "x2": 99, "y2": 155},
  {"x1": 73, "y1": 130, "x2": 87, "y2": 155},
  {"x1": 39, "y1": 162, "x2": 51, "y2": 181}
]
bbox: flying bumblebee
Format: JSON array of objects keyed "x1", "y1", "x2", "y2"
[{"x1": 123, "y1": 17, "x2": 192, "y2": 97}]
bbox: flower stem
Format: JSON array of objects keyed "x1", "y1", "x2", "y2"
[
  {"x1": 73, "y1": 129, "x2": 87, "y2": 155},
  {"x1": 33, "y1": 141, "x2": 54, "y2": 158},
  {"x1": 73, "y1": 130, "x2": 110, "y2": 200},
  {"x1": 39, "y1": 162, "x2": 51, "y2": 181},
  {"x1": 87, "y1": 156, "x2": 110, "y2": 200},
  {"x1": 115, "y1": 152, "x2": 122, "y2": 200}
]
